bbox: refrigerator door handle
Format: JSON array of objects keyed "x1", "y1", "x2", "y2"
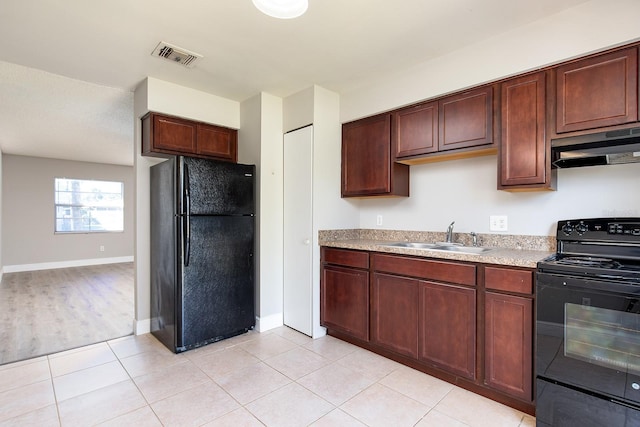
[{"x1": 183, "y1": 162, "x2": 192, "y2": 267}]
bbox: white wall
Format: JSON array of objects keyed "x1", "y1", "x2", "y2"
[
  {"x1": 240, "y1": 93, "x2": 285, "y2": 331},
  {"x1": 133, "y1": 77, "x2": 240, "y2": 333},
  {"x1": 238, "y1": 94, "x2": 262, "y2": 324},
  {"x1": 283, "y1": 86, "x2": 360, "y2": 337},
  {"x1": 357, "y1": 156, "x2": 640, "y2": 237},
  {"x1": 341, "y1": 0, "x2": 640, "y2": 122},
  {"x1": 0, "y1": 151, "x2": 3, "y2": 281},
  {"x1": 340, "y1": 0, "x2": 640, "y2": 236},
  {"x1": 309, "y1": 86, "x2": 360, "y2": 337},
  {"x1": 2, "y1": 155, "x2": 134, "y2": 270}
]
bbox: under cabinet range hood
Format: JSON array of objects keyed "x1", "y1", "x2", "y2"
[{"x1": 551, "y1": 127, "x2": 640, "y2": 168}]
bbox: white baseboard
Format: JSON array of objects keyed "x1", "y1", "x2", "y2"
[
  {"x1": 312, "y1": 325, "x2": 327, "y2": 339},
  {"x1": 134, "y1": 318, "x2": 151, "y2": 335},
  {"x1": 255, "y1": 312, "x2": 283, "y2": 332},
  {"x1": 3, "y1": 256, "x2": 134, "y2": 273}
]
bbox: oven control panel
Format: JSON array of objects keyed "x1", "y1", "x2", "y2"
[
  {"x1": 608, "y1": 222, "x2": 640, "y2": 236},
  {"x1": 558, "y1": 218, "x2": 640, "y2": 241}
]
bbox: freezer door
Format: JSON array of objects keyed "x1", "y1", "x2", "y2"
[
  {"x1": 182, "y1": 157, "x2": 255, "y2": 215},
  {"x1": 178, "y1": 215, "x2": 255, "y2": 349},
  {"x1": 150, "y1": 158, "x2": 179, "y2": 351}
]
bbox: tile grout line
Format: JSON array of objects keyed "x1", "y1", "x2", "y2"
[
  {"x1": 46, "y1": 354, "x2": 63, "y2": 427},
  {"x1": 107, "y1": 340, "x2": 156, "y2": 424}
]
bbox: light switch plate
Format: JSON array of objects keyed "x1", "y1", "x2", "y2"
[
  {"x1": 376, "y1": 215, "x2": 383, "y2": 226},
  {"x1": 490, "y1": 215, "x2": 508, "y2": 231}
]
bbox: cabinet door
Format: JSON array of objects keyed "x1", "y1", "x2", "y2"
[
  {"x1": 555, "y1": 47, "x2": 638, "y2": 133},
  {"x1": 499, "y1": 71, "x2": 551, "y2": 189},
  {"x1": 371, "y1": 273, "x2": 418, "y2": 358},
  {"x1": 485, "y1": 292, "x2": 533, "y2": 401},
  {"x1": 321, "y1": 265, "x2": 369, "y2": 341},
  {"x1": 342, "y1": 114, "x2": 409, "y2": 197},
  {"x1": 152, "y1": 114, "x2": 197, "y2": 154},
  {"x1": 393, "y1": 101, "x2": 438, "y2": 158},
  {"x1": 439, "y1": 86, "x2": 493, "y2": 151},
  {"x1": 197, "y1": 123, "x2": 237, "y2": 162},
  {"x1": 419, "y1": 281, "x2": 476, "y2": 379}
]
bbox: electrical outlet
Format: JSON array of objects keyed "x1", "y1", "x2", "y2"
[
  {"x1": 100, "y1": 245, "x2": 105, "y2": 252},
  {"x1": 376, "y1": 215, "x2": 383, "y2": 226},
  {"x1": 490, "y1": 215, "x2": 508, "y2": 232}
]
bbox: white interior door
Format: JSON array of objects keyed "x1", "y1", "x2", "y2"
[{"x1": 283, "y1": 125, "x2": 313, "y2": 336}]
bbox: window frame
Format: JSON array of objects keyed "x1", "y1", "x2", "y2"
[{"x1": 54, "y1": 177, "x2": 125, "y2": 234}]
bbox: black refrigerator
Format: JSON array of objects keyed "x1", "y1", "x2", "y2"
[{"x1": 150, "y1": 156, "x2": 255, "y2": 353}]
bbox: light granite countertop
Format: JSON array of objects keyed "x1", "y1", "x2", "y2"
[{"x1": 319, "y1": 229, "x2": 555, "y2": 268}]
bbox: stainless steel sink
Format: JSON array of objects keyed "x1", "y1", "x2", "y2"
[
  {"x1": 385, "y1": 242, "x2": 440, "y2": 249},
  {"x1": 434, "y1": 245, "x2": 494, "y2": 254},
  {"x1": 380, "y1": 242, "x2": 493, "y2": 255}
]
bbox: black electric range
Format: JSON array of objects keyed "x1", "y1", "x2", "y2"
[{"x1": 536, "y1": 218, "x2": 640, "y2": 427}]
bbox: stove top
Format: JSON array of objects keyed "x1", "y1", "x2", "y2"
[
  {"x1": 538, "y1": 218, "x2": 640, "y2": 282},
  {"x1": 555, "y1": 256, "x2": 622, "y2": 269},
  {"x1": 540, "y1": 253, "x2": 640, "y2": 280}
]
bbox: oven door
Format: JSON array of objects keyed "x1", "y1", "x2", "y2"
[{"x1": 537, "y1": 272, "x2": 640, "y2": 422}]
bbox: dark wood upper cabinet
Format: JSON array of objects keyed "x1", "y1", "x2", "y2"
[
  {"x1": 555, "y1": 47, "x2": 638, "y2": 133},
  {"x1": 342, "y1": 113, "x2": 409, "y2": 197},
  {"x1": 393, "y1": 101, "x2": 439, "y2": 158},
  {"x1": 142, "y1": 112, "x2": 238, "y2": 162},
  {"x1": 146, "y1": 114, "x2": 197, "y2": 153},
  {"x1": 196, "y1": 123, "x2": 238, "y2": 161},
  {"x1": 499, "y1": 71, "x2": 555, "y2": 191},
  {"x1": 343, "y1": 42, "x2": 640, "y2": 194},
  {"x1": 439, "y1": 86, "x2": 494, "y2": 151}
]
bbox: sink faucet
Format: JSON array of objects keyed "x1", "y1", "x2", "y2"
[
  {"x1": 470, "y1": 232, "x2": 479, "y2": 247},
  {"x1": 445, "y1": 221, "x2": 455, "y2": 243}
]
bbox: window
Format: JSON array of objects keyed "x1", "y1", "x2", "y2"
[{"x1": 54, "y1": 178, "x2": 124, "y2": 233}]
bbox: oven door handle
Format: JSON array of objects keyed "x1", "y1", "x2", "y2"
[
  {"x1": 598, "y1": 274, "x2": 626, "y2": 280},
  {"x1": 536, "y1": 272, "x2": 640, "y2": 294}
]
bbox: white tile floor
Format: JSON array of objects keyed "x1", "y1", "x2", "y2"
[{"x1": 0, "y1": 327, "x2": 536, "y2": 426}]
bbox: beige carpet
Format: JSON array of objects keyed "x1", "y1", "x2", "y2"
[{"x1": 0, "y1": 262, "x2": 134, "y2": 365}]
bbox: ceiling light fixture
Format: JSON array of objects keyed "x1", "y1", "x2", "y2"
[{"x1": 252, "y1": 0, "x2": 308, "y2": 19}]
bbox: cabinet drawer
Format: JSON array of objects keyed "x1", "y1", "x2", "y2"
[
  {"x1": 372, "y1": 254, "x2": 476, "y2": 286},
  {"x1": 322, "y1": 247, "x2": 369, "y2": 269},
  {"x1": 485, "y1": 267, "x2": 533, "y2": 294}
]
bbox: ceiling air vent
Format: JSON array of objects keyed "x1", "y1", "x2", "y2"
[{"x1": 151, "y1": 42, "x2": 203, "y2": 68}]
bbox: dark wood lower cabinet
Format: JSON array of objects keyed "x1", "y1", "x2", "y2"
[
  {"x1": 484, "y1": 292, "x2": 533, "y2": 402},
  {"x1": 320, "y1": 248, "x2": 370, "y2": 342},
  {"x1": 320, "y1": 247, "x2": 535, "y2": 416},
  {"x1": 419, "y1": 281, "x2": 476, "y2": 379},
  {"x1": 321, "y1": 265, "x2": 369, "y2": 342},
  {"x1": 371, "y1": 273, "x2": 418, "y2": 358}
]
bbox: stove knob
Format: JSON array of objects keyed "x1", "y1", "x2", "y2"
[
  {"x1": 561, "y1": 223, "x2": 574, "y2": 235},
  {"x1": 575, "y1": 222, "x2": 588, "y2": 235}
]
